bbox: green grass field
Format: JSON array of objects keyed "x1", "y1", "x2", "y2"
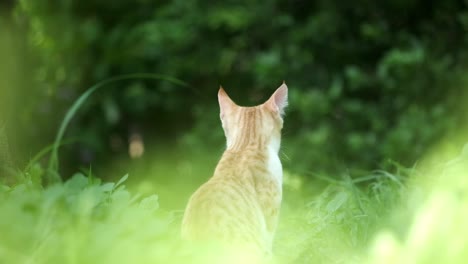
[
  {"x1": 1, "y1": 139, "x2": 467, "y2": 263},
  {"x1": 1, "y1": 75, "x2": 467, "y2": 264}
]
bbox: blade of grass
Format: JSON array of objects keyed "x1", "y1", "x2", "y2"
[
  {"x1": 47, "y1": 73, "x2": 188, "y2": 183},
  {"x1": 24, "y1": 138, "x2": 79, "y2": 173}
]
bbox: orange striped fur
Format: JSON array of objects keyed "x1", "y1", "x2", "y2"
[{"x1": 181, "y1": 84, "x2": 288, "y2": 260}]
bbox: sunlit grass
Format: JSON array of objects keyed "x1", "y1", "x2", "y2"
[
  {"x1": 1, "y1": 139, "x2": 467, "y2": 263},
  {"x1": 1, "y1": 78, "x2": 467, "y2": 262},
  {"x1": 1, "y1": 71, "x2": 467, "y2": 263},
  {"x1": 366, "y1": 141, "x2": 468, "y2": 264}
]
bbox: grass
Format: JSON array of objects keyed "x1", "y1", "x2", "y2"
[
  {"x1": 1, "y1": 82, "x2": 467, "y2": 263},
  {"x1": 1, "y1": 142, "x2": 467, "y2": 263},
  {"x1": 275, "y1": 167, "x2": 409, "y2": 263}
]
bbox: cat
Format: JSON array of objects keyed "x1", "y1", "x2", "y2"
[{"x1": 181, "y1": 83, "x2": 288, "y2": 261}]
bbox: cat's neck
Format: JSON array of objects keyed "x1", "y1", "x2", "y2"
[
  {"x1": 225, "y1": 143, "x2": 280, "y2": 156},
  {"x1": 225, "y1": 134, "x2": 281, "y2": 154},
  {"x1": 220, "y1": 137, "x2": 283, "y2": 184}
]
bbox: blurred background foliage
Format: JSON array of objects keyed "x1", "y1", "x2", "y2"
[
  {"x1": 2, "y1": 0, "x2": 468, "y2": 178},
  {"x1": 2, "y1": 2, "x2": 468, "y2": 263}
]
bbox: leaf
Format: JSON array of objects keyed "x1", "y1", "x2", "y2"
[
  {"x1": 65, "y1": 173, "x2": 88, "y2": 192},
  {"x1": 139, "y1": 195, "x2": 159, "y2": 212},
  {"x1": 115, "y1": 174, "x2": 129, "y2": 189},
  {"x1": 100, "y1": 182, "x2": 115, "y2": 193},
  {"x1": 326, "y1": 192, "x2": 348, "y2": 213},
  {"x1": 462, "y1": 143, "x2": 468, "y2": 157}
]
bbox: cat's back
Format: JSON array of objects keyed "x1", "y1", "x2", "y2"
[{"x1": 181, "y1": 150, "x2": 267, "y2": 243}]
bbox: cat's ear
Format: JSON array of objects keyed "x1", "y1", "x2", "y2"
[
  {"x1": 218, "y1": 86, "x2": 236, "y2": 119},
  {"x1": 266, "y1": 82, "x2": 288, "y2": 116}
]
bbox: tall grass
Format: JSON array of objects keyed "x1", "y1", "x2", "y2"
[
  {"x1": 2, "y1": 145, "x2": 468, "y2": 263},
  {"x1": 1, "y1": 82, "x2": 467, "y2": 263},
  {"x1": 1, "y1": 143, "x2": 467, "y2": 263}
]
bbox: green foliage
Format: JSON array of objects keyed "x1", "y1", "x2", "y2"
[
  {"x1": 2, "y1": 144, "x2": 467, "y2": 263},
  {"x1": 277, "y1": 168, "x2": 408, "y2": 263},
  {"x1": 0, "y1": 171, "x2": 183, "y2": 264},
  {"x1": 9, "y1": 0, "x2": 468, "y2": 174},
  {"x1": 47, "y1": 73, "x2": 187, "y2": 183},
  {"x1": 276, "y1": 144, "x2": 468, "y2": 263},
  {"x1": 367, "y1": 145, "x2": 468, "y2": 264},
  {"x1": 2, "y1": 2, "x2": 468, "y2": 263}
]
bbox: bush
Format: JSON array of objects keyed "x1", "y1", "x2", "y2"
[{"x1": 9, "y1": 0, "x2": 468, "y2": 175}]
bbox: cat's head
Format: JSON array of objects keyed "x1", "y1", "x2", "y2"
[{"x1": 218, "y1": 83, "x2": 288, "y2": 151}]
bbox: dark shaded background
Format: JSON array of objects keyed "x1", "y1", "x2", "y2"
[{"x1": 1, "y1": 0, "x2": 468, "y2": 181}]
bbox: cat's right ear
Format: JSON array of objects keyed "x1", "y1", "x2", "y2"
[
  {"x1": 218, "y1": 86, "x2": 235, "y2": 120},
  {"x1": 265, "y1": 82, "x2": 288, "y2": 116}
]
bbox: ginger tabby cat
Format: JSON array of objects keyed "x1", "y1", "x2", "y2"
[{"x1": 181, "y1": 83, "x2": 288, "y2": 260}]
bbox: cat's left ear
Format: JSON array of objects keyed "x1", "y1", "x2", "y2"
[
  {"x1": 266, "y1": 82, "x2": 288, "y2": 116},
  {"x1": 218, "y1": 86, "x2": 236, "y2": 120}
]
